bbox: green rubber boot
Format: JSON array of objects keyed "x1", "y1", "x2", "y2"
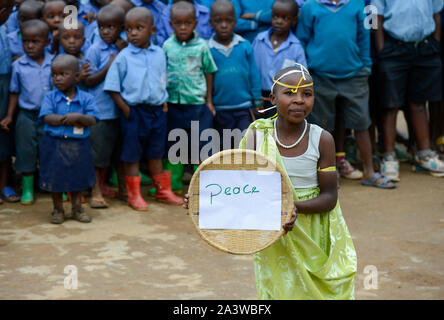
[
  {"x1": 163, "y1": 160, "x2": 184, "y2": 194},
  {"x1": 140, "y1": 171, "x2": 153, "y2": 185},
  {"x1": 108, "y1": 167, "x2": 118, "y2": 187},
  {"x1": 21, "y1": 175, "x2": 34, "y2": 205}
]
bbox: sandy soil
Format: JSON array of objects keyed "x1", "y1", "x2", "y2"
[{"x1": 0, "y1": 160, "x2": 442, "y2": 300}]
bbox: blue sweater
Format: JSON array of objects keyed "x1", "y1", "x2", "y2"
[
  {"x1": 296, "y1": 0, "x2": 372, "y2": 79},
  {"x1": 232, "y1": 0, "x2": 273, "y2": 43},
  {"x1": 208, "y1": 35, "x2": 262, "y2": 111}
]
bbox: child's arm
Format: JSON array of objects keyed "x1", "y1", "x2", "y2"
[
  {"x1": 84, "y1": 52, "x2": 116, "y2": 88},
  {"x1": 108, "y1": 91, "x2": 130, "y2": 119},
  {"x1": 62, "y1": 113, "x2": 96, "y2": 127},
  {"x1": 205, "y1": 73, "x2": 216, "y2": 116},
  {"x1": 0, "y1": 93, "x2": 18, "y2": 132},
  {"x1": 43, "y1": 114, "x2": 66, "y2": 126},
  {"x1": 374, "y1": 15, "x2": 385, "y2": 54},
  {"x1": 432, "y1": 13, "x2": 441, "y2": 41},
  {"x1": 294, "y1": 130, "x2": 338, "y2": 214}
]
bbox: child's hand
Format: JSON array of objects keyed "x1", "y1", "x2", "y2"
[
  {"x1": 82, "y1": 12, "x2": 96, "y2": 23},
  {"x1": 182, "y1": 193, "x2": 189, "y2": 213},
  {"x1": 115, "y1": 38, "x2": 128, "y2": 51},
  {"x1": 282, "y1": 204, "x2": 298, "y2": 235},
  {"x1": 0, "y1": 116, "x2": 12, "y2": 132},
  {"x1": 240, "y1": 13, "x2": 255, "y2": 20},
  {"x1": 162, "y1": 102, "x2": 168, "y2": 113},
  {"x1": 122, "y1": 105, "x2": 131, "y2": 119},
  {"x1": 206, "y1": 102, "x2": 216, "y2": 116},
  {"x1": 80, "y1": 62, "x2": 93, "y2": 82},
  {"x1": 108, "y1": 52, "x2": 116, "y2": 66},
  {"x1": 62, "y1": 113, "x2": 82, "y2": 126}
]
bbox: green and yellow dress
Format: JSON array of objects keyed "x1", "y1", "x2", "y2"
[{"x1": 239, "y1": 118, "x2": 357, "y2": 300}]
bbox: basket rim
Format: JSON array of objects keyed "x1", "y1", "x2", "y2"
[{"x1": 187, "y1": 149, "x2": 295, "y2": 255}]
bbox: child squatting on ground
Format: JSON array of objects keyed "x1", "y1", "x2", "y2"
[{"x1": 104, "y1": 6, "x2": 183, "y2": 211}]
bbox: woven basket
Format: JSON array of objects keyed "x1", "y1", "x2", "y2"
[{"x1": 188, "y1": 149, "x2": 295, "y2": 255}]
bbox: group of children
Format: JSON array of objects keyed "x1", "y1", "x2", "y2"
[{"x1": 0, "y1": 0, "x2": 443, "y2": 224}]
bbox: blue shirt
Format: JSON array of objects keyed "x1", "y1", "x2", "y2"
[
  {"x1": 85, "y1": 39, "x2": 119, "y2": 120},
  {"x1": 232, "y1": 0, "x2": 274, "y2": 43},
  {"x1": 371, "y1": 0, "x2": 444, "y2": 42},
  {"x1": 39, "y1": 88, "x2": 99, "y2": 139},
  {"x1": 156, "y1": 1, "x2": 213, "y2": 46},
  {"x1": 131, "y1": 0, "x2": 166, "y2": 45},
  {"x1": 7, "y1": 30, "x2": 24, "y2": 58},
  {"x1": 104, "y1": 43, "x2": 168, "y2": 106},
  {"x1": 9, "y1": 52, "x2": 55, "y2": 111},
  {"x1": 78, "y1": 2, "x2": 100, "y2": 40},
  {"x1": 209, "y1": 34, "x2": 262, "y2": 110},
  {"x1": 252, "y1": 28, "x2": 307, "y2": 91},
  {"x1": 296, "y1": 0, "x2": 371, "y2": 79},
  {"x1": 0, "y1": 26, "x2": 12, "y2": 75},
  {"x1": 6, "y1": 9, "x2": 19, "y2": 34}
]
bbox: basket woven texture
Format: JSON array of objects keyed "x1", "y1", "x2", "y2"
[{"x1": 188, "y1": 149, "x2": 294, "y2": 255}]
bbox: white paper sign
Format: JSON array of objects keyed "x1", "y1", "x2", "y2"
[{"x1": 198, "y1": 170, "x2": 282, "y2": 231}]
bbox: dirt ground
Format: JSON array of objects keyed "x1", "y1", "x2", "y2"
[
  {"x1": 0, "y1": 115, "x2": 443, "y2": 300},
  {"x1": 0, "y1": 162, "x2": 442, "y2": 300}
]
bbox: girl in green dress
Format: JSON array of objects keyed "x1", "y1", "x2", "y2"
[{"x1": 185, "y1": 64, "x2": 357, "y2": 299}]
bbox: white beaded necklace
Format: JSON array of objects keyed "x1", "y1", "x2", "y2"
[{"x1": 274, "y1": 117, "x2": 308, "y2": 149}]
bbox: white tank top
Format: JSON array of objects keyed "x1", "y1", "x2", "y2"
[{"x1": 279, "y1": 124, "x2": 323, "y2": 189}]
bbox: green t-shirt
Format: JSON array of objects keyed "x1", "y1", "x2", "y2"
[{"x1": 162, "y1": 31, "x2": 218, "y2": 105}]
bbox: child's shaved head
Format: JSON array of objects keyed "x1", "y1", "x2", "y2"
[
  {"x1": 98, "y1": 3, "x2": 125, "y2": 24},
  {"x1": 52, "y1": 54, "x2": 79, "y2": 73},
  {"x1": 58, "y1": 19, "x2": 85, "y2": 35},
  {"x1": 210, "y1": 0, "x2": 235, "y2": 17},
  {"x1": 170, "y1": 0, "x2": 195, "y2": 20},
  {"x1": 109, "y1": 0, "x2": 133, "y2": 13},
  {"x1": 273, "y1": 0, "x2": 299, "y2": 18},
  {"x1": 126, "y1": 6, "x2": 153, "y2": 26},
  {"x1": 21, "y1": 18, "x2": 50, "y2": 38}
]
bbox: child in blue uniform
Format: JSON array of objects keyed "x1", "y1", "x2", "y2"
[
  {"x1": 39, "y1": 54, "x2": 99, "y2": 224},
  {"x1": 252, "y1": 0, "x2": 306, "y2": 118},
  {"x1": 130, "y1": 0, "x2": 166, "y2": 45},
  {"x1": 104, "y1": 7, "x2": 183, "y2": 211},
  {"x1": 7, "y1": 0, "x2": 43, "y2": 60},
  {"x1": 0, "y1": 19, "x2": 55, "y2": 205},
  {"x1": 42, "y1": 0, "x2": 66, "y2": 54},
  {"x1": 209, "y1": 0, "x2": 261, "y2": 149},
  {"x1": 0, "y1": 0, "x2": 20, "y2": 204},
  {"x1": 85, "y1": 4, "x2": 127, "y2": 208}
]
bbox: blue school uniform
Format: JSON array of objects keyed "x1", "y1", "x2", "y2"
[
  {"x1": 209, "y1": 34, "x2": 261, "y2": 149},
  {"x1": 232, "y1": 0, "x2": 274, "y2": 43},
  {"x1": 38, "y1": 88, "x2": 98, "y2": 192},
  {"x1": 78, "y1": 1, "x2": 100, "y2": 40},
  {"x1": 0, "y1": 25, "x2": 12, "y2": 162},
  {"x1": 296, "y1": 0, "x2": 371, "y2": 79},
  {"x1": 104, "y1": 43, "x2": 168, "y2": 162},
  {"x1": 156, "y1": 1, "x2": 213, "y2": 46},
  {"x1": 7, "y1": 30, "x2": 24, "y2": 58},
  {"x1": 9, "y1": 51, "x2": 55, "y2": 173},
  {"x1": 85, "y1": 39, "x2": 119, "y2": 120},
  {"x1": 252, "y1": 28, "x2": 307, "y2": 91},
  {"x1": 6, "y1": 9, "x2": 18, "y2": 34},
  {"x1": 371, "y1": 0, "x2": 444, "y2": 43}
]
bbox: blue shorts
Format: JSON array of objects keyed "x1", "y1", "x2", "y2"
[
  {"x1": 213, "y1": 108, "x2": 253, "y2": 150},
  {"x1": 120, "y1": 104, "x2": 167, "y2": 163},
  {"x1": 166, "y1": 103, "x2": 214, "y2": 163},
  {"x1": 15, "y1": 108, "x2": 44, "y2": 173}
]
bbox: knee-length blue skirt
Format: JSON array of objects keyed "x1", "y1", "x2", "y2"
[{"x1": 39, "y1": 135, "x2": 96, "y2": 192}]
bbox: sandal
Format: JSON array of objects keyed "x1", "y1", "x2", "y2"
[
  {"x1": 361, "y1": 172, "x2": 396, "y2": 189},
  {"x1": 1, "y1": 186, "x2": 20, "y2": 203},
  {"x1": 90, "y1": 197, "x2": 108, "y2": 209},
  {"x1": 50, "y1": 209, "x2": 65, "y2": 224},
  {"x1": 72, "y1": 207, "x2": 92, "y2": 223}
]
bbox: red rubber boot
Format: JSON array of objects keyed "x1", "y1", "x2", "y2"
[
  {"x1": 152, "y1": 171, "x2": 183, "y2": 205},
  {"x1": 100, "y1": 168, "x2": 118, "y2": 198},
  {"x1": 125, "y1": 176, "x2": 148, "y2": 211}
]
